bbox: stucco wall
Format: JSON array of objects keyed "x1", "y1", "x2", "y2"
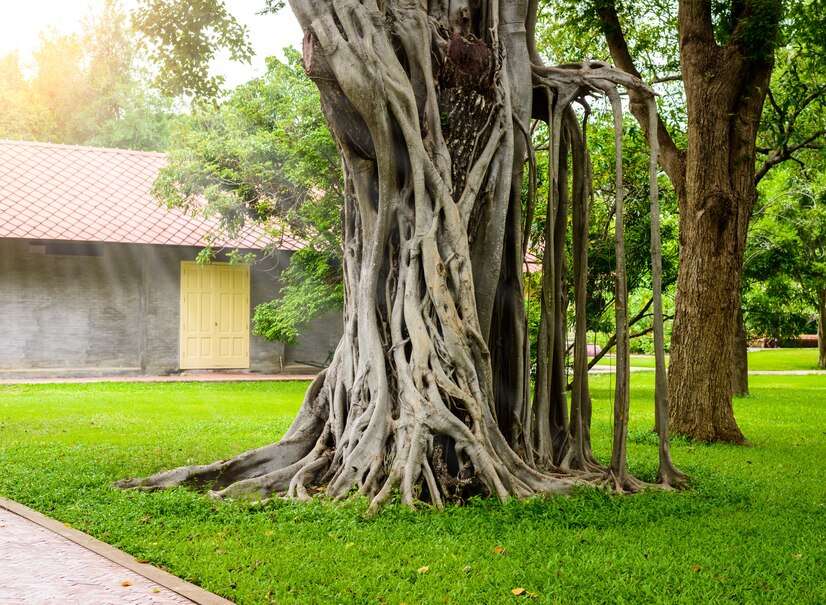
[
  {"x1": 285, "y1": 309, "x2": 343, "y2": 368},
  {"x1": 0, "y1": 239, "x2": 338, "y2": 378}
]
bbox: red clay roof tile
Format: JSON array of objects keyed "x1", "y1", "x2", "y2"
[{"x1": 0, "y1": 140, "x2": 302, "y2": 251}]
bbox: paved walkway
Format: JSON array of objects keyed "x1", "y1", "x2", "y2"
[
  {"x1": 0, "y1": 371, "x2": 318, "y2": 385},
  {"x1": 0, "y1": 499, "x2": 231, "y2": 605},
  {"x1": 589, "y1": 366, "x2": 826, "y2": 376}
]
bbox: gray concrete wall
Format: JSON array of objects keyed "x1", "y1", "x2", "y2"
[
  {"x1": 0, "y1": 239, "x2": 342, "y2": 378},
  {"x1": 0, "y1": 239, "x2": 143, "y2": 376},
  {"x1": 285, "y1": 309, "x2": 343, "y2": 368}
]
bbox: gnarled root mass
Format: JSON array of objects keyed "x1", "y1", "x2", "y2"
[{"x1": 118, "y1": 0, "x2": 686, "y2": 509}]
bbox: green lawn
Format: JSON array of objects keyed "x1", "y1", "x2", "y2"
[
  {"x1": 1, "y1": 377, "x2": 825, "y2": 604},
  {"x1": 747, "y1": 348, "x2": 823, "y2": 371},
  {"x1": 595, "y1": 347, "x2": 823, "y2": 371}
]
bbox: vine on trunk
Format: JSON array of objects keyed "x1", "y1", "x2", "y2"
[{"x1": 118, "y1": 0, "x2": 687, "y2": 510}]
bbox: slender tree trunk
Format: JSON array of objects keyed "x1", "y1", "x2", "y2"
[
  {"x1": 732, "y1": 305, "x2": 749, "y2": 396},
  {"x1": 818, "y1": 288, "x2": 826, "y2": 370}
]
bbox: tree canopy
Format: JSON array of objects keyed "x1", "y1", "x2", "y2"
[
  {"x1": 745, "y1": 158, "x2": 826, "y2": 343},
  {"x1": 0, "y1": 0, "x2": 173, "y2": 151}
]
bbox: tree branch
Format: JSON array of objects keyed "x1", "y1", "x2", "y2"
[
  {"x1": 595, "y1": 1, "x2": 686, "y2": 194},
  {"x1": 565, "y1": 296, "x2": 657, "y2": 371},
  {"x1": 677, "y1": 0, "x2": 717, "y2": 48},
  {"x1": 755, "y1": 129, "x2": 826, "y2": 184},
  {"x1": 651, "y1": 74, "x2": 683, "y2": 84}
]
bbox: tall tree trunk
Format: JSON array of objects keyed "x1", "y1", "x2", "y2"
[
  {"x1": 597, "y1": 0, "x2": 781, "y2": 443},
  {"x1": 667, "y1": 100, "x2": 749, "y2": 442},
  {"x1": 818, "y1": 288, "x2": 826, "y2": 370},
  {"x1": 667, "y1": 2, "x2": 777, "y2": 443},
  {"x1": 732, "y1": 305, "x2": 749, "y2": 396}
]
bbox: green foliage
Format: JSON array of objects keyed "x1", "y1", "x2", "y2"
[
  {"x1": 0, "y1": 0, "x2": 173, "y2": 150},
  {"x1": 253, "y1": 248, "x2": 343, "y2": 343},
  {"x1": 580, "y1": 116, "x2": 678, "y2": 334},
  {"x1": 541, "y1": 0, "x2": 824, "y2": 176},
  {"x1": 1, "y1": 376, "x2": 825, "y2": 603},
  {"x1": 710, "y1": 0, "x2": 783, "y2": 58},
  {"x1": 744, "y1": 160, "x2": 826, "y2": 339},
  {"x1": 133, "y1": 0, "x2": 254, "y2": 98},
  {"x1": 537, "y1": 0, "x2": 824, "y2": 352},
  {"x1": 539, "y1": 0, "x2": 686, "y2": 127},
  {"x1": 155, "y1": 49, "x2": 344, "y2": 343}
]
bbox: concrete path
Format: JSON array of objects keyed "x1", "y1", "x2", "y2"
[
  {"x1": 0, "y1": 371, "x2": 318, "y2": 386},
  {"x1": 589, "y1": 366, "x2": 826, "y2": 376},
  {"x1": 0, "y1": 498, "x2": 232, "y2": 605}
]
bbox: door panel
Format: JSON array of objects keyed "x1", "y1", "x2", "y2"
[{"x1": 180, "y1": 262, "x2": 250, "y2": 369}]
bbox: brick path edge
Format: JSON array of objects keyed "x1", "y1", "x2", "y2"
[{"x1": 0, "y1": 497, "x2": 234, "y2": 605}]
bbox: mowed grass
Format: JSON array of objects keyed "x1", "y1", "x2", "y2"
[
  {"x1": 595, "y1": 347, "x2": 823, "y2": 371},
  {"x1": 1, "y1": 377, "x2": 825, "y2": 604},
  {"x1": 747, "y1": 348, "x2": 823, "y2": 371}
]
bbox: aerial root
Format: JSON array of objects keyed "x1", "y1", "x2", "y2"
[{"x1": 657, "y1": 463, "x2": 690, "y2": 490}]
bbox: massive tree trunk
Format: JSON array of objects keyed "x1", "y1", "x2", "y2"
[
  {"x1": 817, "y1": 288, "x2": 826, "y2": 370},
  {"x1": 118, "y1": 0, "x2": 684, "y2": 508}
]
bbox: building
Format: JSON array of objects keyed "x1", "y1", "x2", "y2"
[{"x1": 0, "y1": 140, "x2": 341, "y2": 379}]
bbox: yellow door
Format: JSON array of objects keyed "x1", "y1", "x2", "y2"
[{"x1": 180, "y1": 261, "x2": 250, "y2": 369}]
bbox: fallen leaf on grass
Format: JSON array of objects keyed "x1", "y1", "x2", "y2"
[
  {"x1": 691, "y1": 564, "x2": 702, "y2": 573},
  {"x1": 494, "y1": 545, "x2": 506, "y2": 555},
  {"x1": 512, "y1": 588, "x2": 526, "y2": 596},
  {"x1": 418, "y1": 566, "x2": 430, "y2": 574}
]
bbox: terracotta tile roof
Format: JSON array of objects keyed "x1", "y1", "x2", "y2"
[{"x1": 0, "y1": 140, "x2": 302, "y2": 251}]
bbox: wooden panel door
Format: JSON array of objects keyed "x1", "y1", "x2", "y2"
[{"x1": 180, "y1": 262, "x2": 250, "y2": 369}]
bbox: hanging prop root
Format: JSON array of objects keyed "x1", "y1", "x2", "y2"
[{"x1": 526, "y1": 60, "x2": 687, "y2": 487}]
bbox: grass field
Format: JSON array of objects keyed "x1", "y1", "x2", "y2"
[
  {"x1": 595, "y1": 347, "x2": 823, "y2": 371},
  {"x1": 1, "y1": 377, "x2": 825, "y2": 604}
]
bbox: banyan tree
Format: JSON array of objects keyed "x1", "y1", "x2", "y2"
[{"x1": 119, "y1": 0, "x2": 687, "y2": 510}]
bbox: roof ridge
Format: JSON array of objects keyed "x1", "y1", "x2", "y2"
[{"x1": 0, "y1": 139, "x2": 167, "y2": 159}]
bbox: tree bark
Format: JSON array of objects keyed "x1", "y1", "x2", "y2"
[
  {"x1": 732, "y1": 305, "x2": 749, "y2": 396},
  {"x1": 666, "y1": 1, "x2": 779, "y2": 443}
]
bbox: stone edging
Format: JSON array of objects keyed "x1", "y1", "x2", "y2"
[{"x1": 0, "y1": 497, "x2": 234, "y2": 605}]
